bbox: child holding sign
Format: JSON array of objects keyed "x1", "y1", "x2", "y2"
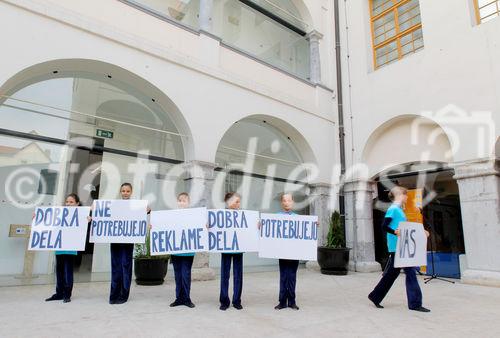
[
  {"x1": 170, "y1": 192, "x2": 196, "y2": 308},
  {"x1": 368, "y1": 186, "x2": 431, "y2": 312},
  {"x1": 109, "y1": 183, "x2": 145, "y2": 305},
  {"x1": 45, "y1": 193, "x2": 81, "y2": 303},
  {"x1": 219, "y1": 192, "x2": 244, "y2": 311},
  {"x1": 275, "y1": 192, "x2": 300, "y2": 310}
]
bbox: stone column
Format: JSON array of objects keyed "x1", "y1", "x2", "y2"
[
  {"x1": 344, "y1": 180, "x2": 381, "y2": 272},
  {"x1": 306, "y1": 183, "x2": 333, "y2": 271},
  {"x1": 199, "y1": 0, "x2": 214, "y2": 33},
  {"x1": 306, "y1": 30, "x2": 323, "y2": 84},
  {"x1": 453, "y1": 158, "x2": 500, "y2": 286},
  {"x1": 183, "y1": 160, "x2": 216, "y2": 281}
]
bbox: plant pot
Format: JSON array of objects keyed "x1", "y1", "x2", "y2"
[
  {"x1": 134, "y1": 258, "x2": 169, "y2": 285},
  {"x1": 317, "y1": 247, "x2": 350, "y2": 275}
]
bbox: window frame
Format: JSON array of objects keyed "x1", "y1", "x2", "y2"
[
  {"x1": 474, "y1": 0, "x2": 500, "y2": 24},
  {"x1": 369, "y1": 0, "x2": 423, "y2": 69}
]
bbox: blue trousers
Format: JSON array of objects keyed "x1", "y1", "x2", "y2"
[
  {"x1": 55, "y1": 255, "x2": 74, "y2": 299},
  {"x1": 278, "y1": 259, "x2": 299, "y2": 306},
  {"x1": 110, "y1": 243, "x2": 134, "y2": 302},
  {"x1": 220, "y1": 253, "x2": 243, "y2": 307},
  {"x1": 171, "y1": 255, "x2": 194, "y2": 303},
  {"x1": 368, "y1": 253, "x2": 423, "y2": 309}
]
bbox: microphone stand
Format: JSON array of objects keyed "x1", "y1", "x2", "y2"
[{"x1": 424, "y1": 222, "x2": 455, "y2": 284}]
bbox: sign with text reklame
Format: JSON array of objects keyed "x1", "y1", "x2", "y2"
[
  {"x1": 29, "y1": 206, "x2": 91, "y2": 251},
  {"x1": 207, "y1": 209, "x2": 260, "y2": 253},
  {"x1": 90, "y1": 200, "x2": 148, "y2": 244},
  {"x1": 149, "y1": 208, "x2": 208, "y2": 255},
  {"x1": 258, "y1": 213, "x2": 318, "y2": 261},
  {"x1": 394, "y1": 222, "x2": 427, "y2": 268}
]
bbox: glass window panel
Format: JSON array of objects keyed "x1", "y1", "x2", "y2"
[
  {"x1": 132, "y1": 0, "x2": 200, "y2": 29},
  {"x1": 371, "y1": 0, "x2": 424, "y2": 68},
  {"x1": 212, "y1": 0, "x2": 310, "y2": 79},
  {"x1": 0, "y1": 74, "x2": 184, "y2": 161},
  {"x1": 372, "y1": 0, "x2": 394, "y2": 16},
  {"x1": 479, "y1": 0, "x2": 500, "y2": 22},
  {"x1": 373, "y1": 11, "x2": 396, "y2": 45},
  {"x1": 375, "y1": 40, "x2": 398, "y2": 67},
  {"x1": 215, "y1": 119, "x2": 304, "y2": 180},
  {"x1": 246, "y1": 0, "x2": 308, "y2": 31}
]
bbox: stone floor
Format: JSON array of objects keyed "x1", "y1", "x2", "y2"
[{"x1": 0, "y1": 268, "x2": 498, "y2": 338}]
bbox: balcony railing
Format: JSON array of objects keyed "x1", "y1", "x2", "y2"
[{"x1": 122, "y1": 0, "x2": 312, "y2": 81}]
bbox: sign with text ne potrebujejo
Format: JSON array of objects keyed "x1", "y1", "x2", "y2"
[{"x1": 90, "y1": 200, "x2": 148, "y2": 244}]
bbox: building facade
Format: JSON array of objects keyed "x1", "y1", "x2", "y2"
[
  {"x1": 339, "y1": 0, "x2": 500, "y2": 286},
  {"x1": 0, "y1": 0, "x2": 338, "y2": 285}
]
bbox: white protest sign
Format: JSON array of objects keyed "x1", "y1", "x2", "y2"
[
  {"x1": 258, "y1": 213, "x2": 318, "y2": 261},
  {"x1": 90, "y1": 200, "x2": 148, "y2": 244},
  {"x1": 29, "y1": 206, "x2": 91, "y2": 251},
  {"x1": 208, "y1": 209, "x2": 260, "y2": 253},
  {"x1": 394, "y1": 222, "x2": 428, "y2": 268},
  {"x1": 149, "y1": 207, "x2": 208, "y2": 255}
]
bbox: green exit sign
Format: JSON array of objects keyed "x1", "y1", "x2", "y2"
[{"x1": 96, "y1": 129, "x2": 114, "y2": 139}]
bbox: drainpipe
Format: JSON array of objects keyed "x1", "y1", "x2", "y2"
[{"x1": 334, "y1": 0, "x2": 347, "y2": 244}]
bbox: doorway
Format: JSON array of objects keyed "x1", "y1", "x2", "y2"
[{"x1": 65, "y1": 137, "x2": 104, "y2": 282}]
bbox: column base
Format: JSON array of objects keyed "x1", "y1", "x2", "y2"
[
  {"x1": 191, "y1": 267, "x2": 216, "y2": 281},
  {"x1": 348, "y1": 261, "x2": 381, "y2": 273},
  {"x1": 461, "y1": 269, "x2": 500, "y2": 287}
]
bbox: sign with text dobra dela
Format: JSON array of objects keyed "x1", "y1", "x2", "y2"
[
  {"x1": 394, "y1": 222, "x2": 428, "y2": 268},
  {"x1": 258, "y1": 213, "x2": 318, "y2": 261},
  {"x1": 149, "y1": 208, "x2": 208, "y2": 255},
  {"x1": 90, "y1": 200, "x2": 148, "y2": 244},
  {"x1": 29, "y1": 206, "x2": 91, "y2": 251},
  {"x1": 208, "y1": 209, "x2": 260, "y2": 253}
]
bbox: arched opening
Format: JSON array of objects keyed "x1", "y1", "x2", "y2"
[
  {"x1": 364, "y1": 117, "x2": 465, "y2": 278},
  {"x1": 213, "y1": 116, "x2": 313, "y2": 267},
  {"x1": 362, "y1": 115, "x2": 454, "y2": 177},
  {"x1": 0, "y1": 64, "x2": 190, "y2": 284}
]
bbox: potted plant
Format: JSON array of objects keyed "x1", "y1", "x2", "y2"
[
  {"x1": 317, "y1": 211, "x2": 351, "y2": 275},
  {"x1": 134, "y1": 232, "x2": 170, "y2": 285}
]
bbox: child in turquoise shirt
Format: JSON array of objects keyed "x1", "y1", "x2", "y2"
[{"x1": 45, "y1": 193, "x2": 80, "y2": 303}]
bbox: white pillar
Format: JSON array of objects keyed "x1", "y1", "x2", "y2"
[
  {"x1": 183, "y1": 160, "x2": 216, "y2": 281},
  {"x1": 344, "y1": 180, "x2": 381, "y2": 272},
  {"x1": 306, "y1": 183, "x2": 333, "y2": 271},
  {"x1": 306, "y1": 30, "x2": 323, "y2": 84},
  {"x1": 454, "y1": 159, "x2": 500, "y2": 287}
]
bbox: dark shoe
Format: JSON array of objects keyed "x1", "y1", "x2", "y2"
[
  {"x1": 274, "y1": 303, "x2": 286, "y2": 310},
  {"x1": 233, "y1": 303, "x2": 243, "y2": 310},
  {"x1": 411, "y1": 306, "x2": 431, "y2": 313},
  {"x1": 219, "y1": 304, "x2": 229, "y2": 311},
  {"x1": 114, "y1": 299, "x2": 127, "y2": 305},
  {"x1": 368, "y1": 295, "x2": 384, "y2": 309},
  {"x1": 63, "y1": 298, "x2": 71, "y2": 303},
  {"x1": 185, "y1": 301, "x2": 195, "y2": 308},
  {"x1": 170, "y1": 300, "x2": 183, "y2": 307},
  {"x1": 289, "y1": 304, "x2": 300, "y2": 310},
  {"x1": 45, "y1": 294, "x2": 63, "y2": 302}
]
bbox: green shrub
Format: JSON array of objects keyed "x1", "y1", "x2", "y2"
[
  {"x1": 134, "y1": 231, "x2": 170, "y2": 260},
  {"x1": 326, "y1": 211, "x2": 346, "y2": 248}
]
